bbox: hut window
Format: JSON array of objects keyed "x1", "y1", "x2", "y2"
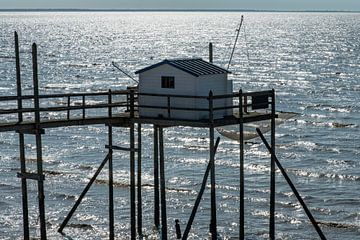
[{"x1": 161, "y1": 76, "x2": 175, "y2": 89}]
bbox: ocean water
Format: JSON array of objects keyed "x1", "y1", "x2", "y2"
[{"x1": 0, "y1": 11, "x2": 359, "y2": 239}]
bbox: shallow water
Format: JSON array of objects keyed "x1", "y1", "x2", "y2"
[{"x1": 0, "y1": 11, "x2": 359, "y2": 239}]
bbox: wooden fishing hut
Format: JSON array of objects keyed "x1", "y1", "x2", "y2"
[
  {"x1": 1, "y1": 33, "x2": 327, "y2": 240},
  {"x1": 136, "y1": 58, "x2": 233, "y2": 120}
]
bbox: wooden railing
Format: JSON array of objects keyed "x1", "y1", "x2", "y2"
[
  {"x1": 0, "y1": 89, "x2": 274, "y2": 123},
  {"x1": 133, "y1": 89, "x2": 275, "y2": 120},
  {"x1": 0, "y1": 90, "x2": 131, "y2": 122}
]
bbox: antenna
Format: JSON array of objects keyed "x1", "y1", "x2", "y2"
[
  {"x1": 112, "y1": 61, "x2": 139, "y2": 84},
  {"x1": 227, "y1": 15, "x2": 244, "y2": 70}
]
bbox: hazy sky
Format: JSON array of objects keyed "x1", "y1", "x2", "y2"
[{"x1": 1, "y1": 0, "x2": 359, "y2": 11}]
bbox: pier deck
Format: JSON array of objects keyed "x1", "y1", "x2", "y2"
[{"x1": 0, "y1": 111, "x2": 274, "y2": 132}]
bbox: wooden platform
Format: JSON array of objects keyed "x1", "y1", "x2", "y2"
[{"x1": 0, "y1": 111, "x2": 275, "y2": 133}]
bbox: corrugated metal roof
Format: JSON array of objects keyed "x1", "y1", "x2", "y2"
[{"x1": 135, "y1": 58, "x2": 230, "y2": 77}]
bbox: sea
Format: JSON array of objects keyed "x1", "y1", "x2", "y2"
[{"x1": 0, "y1": 11, "x2": 359, "y2": 239}]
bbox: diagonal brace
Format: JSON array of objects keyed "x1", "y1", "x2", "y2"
[
  {"x1": 58, "y1": 153, "x2": 111, "y2": 234},
  {"x1": 256, "y1": 128, "x2": 327, "y2": 240},
  {"x1": 182, "y1": 137, "x2": 220, "y2": 240}
]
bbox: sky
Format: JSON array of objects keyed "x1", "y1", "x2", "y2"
[{"x1": 0, "y1": 0, "x2": 359, "y2": 11}]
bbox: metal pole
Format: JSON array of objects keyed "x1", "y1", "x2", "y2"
[
  {"x1": 269, "y1": 89, "x2": 275, "y2": 240},
  {"x1": 239, "y1": 90, "x2": 244, "y2": 240},
  {"x1": 32, "y1": 43, "x2": 47, "y2": 240},
  {"x1": 159, "y1": 126, "x2": 167, "y2": 240},
  {"x1": 15, "y1": 31, "x2": 30, "y2": 240},
  {"x1": 209, "y1": 42, "x2": 213, "y2": 63},
  {"x1": 153, "y1": 125, "x2": 160, "y2": 229},
  {"x1": 108, "y1": 90, "x2": 114, "y2": 240},
  {"x1": 182, "y1": 137, "x2": 220, "y2": 240},
  {"x1": 137, "y1": 123, "x2": 143, "y2": 237},
  {"x1": 209, "y1": 91, "x2": 217, "y2": 239},
  {"x1": 256, "y1": 129, "x2": 327, "y2": 240},
  {"x1": 58, "y1": 154, "x2": 111, "y2": 233}
]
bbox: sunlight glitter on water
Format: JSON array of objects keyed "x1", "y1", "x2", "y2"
[{"x1": 0, "y1": 11, "x2": 359, "y2": 239}]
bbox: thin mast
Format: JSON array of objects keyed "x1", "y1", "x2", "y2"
[{"x1": 227, "y1": 15, "x2": 244, "y2": 70}]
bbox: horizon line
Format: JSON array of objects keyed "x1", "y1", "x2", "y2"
[{"x1": 0, "y1": 8, "x2": 359, "y2": 13}]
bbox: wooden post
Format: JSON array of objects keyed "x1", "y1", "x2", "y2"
[
  {"x1": 32, "y1": 43, "x2": 47, "y2": 240},
  {"x1": 82, "y1": 95, "x2": 85, "y2": 119},
  {"x1": 137, "y1": 123, "x2": 143, "y2": 237},
  {"x1": 208, "y1": 91, "x2": 217, "y2": 239},
  {"x1": 130, "y1": 90, "x2": 135, "y2": 118},
  {"x1": 130, "y1": 90, "x2": 136, "y2": 239},
  {"x1": 239, "y1": 90, "x2": 244, "y2": 240},
  {"x1": 167, "y1": 96, "x2": 171, "y2": 118},
  {"x1": 209, "y1": 42, "x2": 213, "y2": 63},
  {"x1": 67, "y1": 95, "x2": 70, "y2": 120},
  {"x1": 15, "y1": 31, "x2": 30, "y2": 240},
  {"x1": 108, "y1": 89, "x2": 114, "y2": 240},
  {"x1": 159, "y1": 126, "x2": 167, "y2": 240},
  {"x1": 269, "y1": 89, "x2": 276, "y2": 240},
  {"x1": 153, "y1": 125, "x2": 160, "y2": 230}
]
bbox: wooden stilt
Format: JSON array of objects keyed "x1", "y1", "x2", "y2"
[
  {"x1": 130, "y1": 91, "x2": 136, "y2": 239},
  {"x1": 269, "y1": 89, "x2": 276, "y2": 240},
  {"x1": 32, "y1": 43, "x2": 47, "y2": 240},
  {"x1": 137, "y1": 123, "x2": 143, "y2": 237},
  {"x1": 153, "y1": 125, "x2": 160, "y2": 230},
  {"x1": 108, "y1": 90, "x2": 114, "y2": 240},
  {"x1": 159, "y1": 126, "x2": 167, "y2": 240},
  {"x1": 209, "y1": 91, "x2": 217, "y2": 239},
  {"x1": 15, "y1": 31, "x2": 30, "y2": 240},
  {"x1": 239, "y1": 90, "x2": 245, "y2": 240}
]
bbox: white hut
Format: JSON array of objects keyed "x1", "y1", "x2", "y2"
[{"x1": 135, "y1": 58, "x2": 233, "y2": 120}]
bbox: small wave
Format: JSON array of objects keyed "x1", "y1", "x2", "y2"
[
  {"x1": 77, "y1": 165, "x2": 94, "y2": 171},
  {"x1": 94, "y1": 179, "x2": 192, "y2": 192},
  {"x1": 50, "y1": 192, "x2": 77, "y2": 201},
  {"x1": 304, "y1": 104, "x2": 353, "y2": 113},
  {"x1": 289, "y1": 168, "x2": 360, "y2": 181},
  {"x1": 67, "y1": 223, "x2": 94, "y2": 230},
  {"x1": 0, "y1": 55, "x2": 15, "y2": 59},
  {"x1": 43, "y1": 170, "x2": 66, "y2": 176},
  {"x1": 295, "y1": 119, "x2": 358, "y2": 128},
  {"x1": 318, "y1": 221, "x2": 359, "y2": 229}
]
